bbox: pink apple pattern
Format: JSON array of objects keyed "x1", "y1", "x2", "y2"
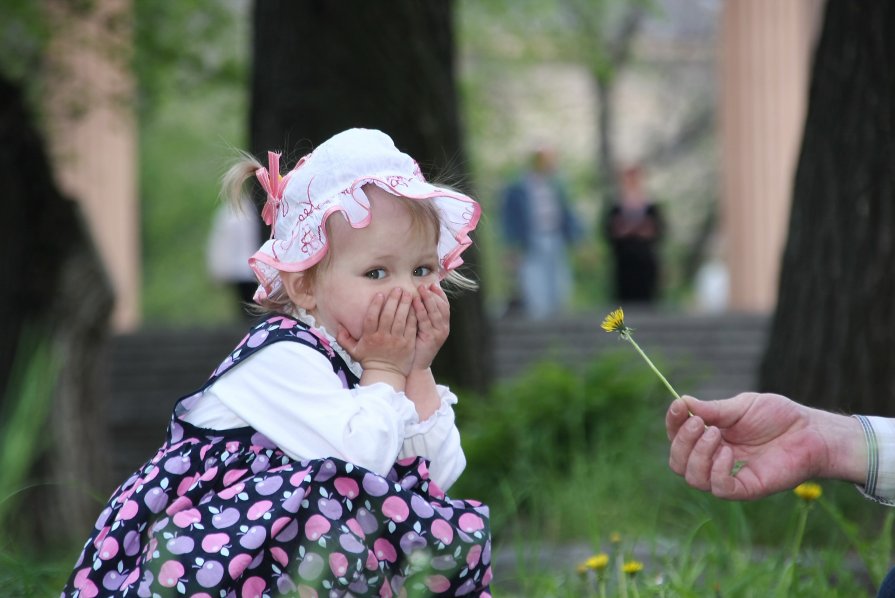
[{"x1": 63, "y1": 316, "x2": 491, "y2": 597}]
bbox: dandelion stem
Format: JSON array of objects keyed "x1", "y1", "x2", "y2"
[
  {"x1": 777, "y1": 502, "x2": 810, "y2": 595},
  {"x1": 623, "y1": 333, "x2": 681, "y2": 401},
  {"x1": 603, "y1": 308, "x2": 747, "y2": 476}
]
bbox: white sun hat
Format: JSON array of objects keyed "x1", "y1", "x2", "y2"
[{"x1": 248, "y1": 128, "x2": 481, "y2": 302}]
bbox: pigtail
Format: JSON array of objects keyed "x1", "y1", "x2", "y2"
[
  {"x1": 443, "y1": 269, "x2": 479, "y2": 293},
  {"x1": 219, "y1": 150, "x2": 265, "y2": 213}
]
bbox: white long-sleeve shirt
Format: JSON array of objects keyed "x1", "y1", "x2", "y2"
[{"x1": 182, "y1": 339, "x2": 467, "y2": 491}]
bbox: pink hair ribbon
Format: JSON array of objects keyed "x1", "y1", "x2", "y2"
[{"x1": 256, "y1": 151, "x2": 292, "y2": 228}]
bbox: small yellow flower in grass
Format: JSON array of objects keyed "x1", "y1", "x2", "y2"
[
  {"x1": 585, "y1": 553, "x2": 610, "y2": 571},
  {"x1": 622, "y1": 560, "x2": 644, "y2": 576},
  {"x1": 794, "y1": 482, "x2": 822, "y2": 502},
  {"x1": 610, "y1": 531, "x2": 622, "y2": 545}
]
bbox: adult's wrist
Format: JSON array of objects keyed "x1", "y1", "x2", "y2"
[{"x1": 813, "y1": 408, "x2": 867, "y2": 484}]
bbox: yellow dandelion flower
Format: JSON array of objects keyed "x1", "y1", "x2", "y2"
[
  {"x1": 610, "y1": 531, "x2": 622, "y2": 544},
  {"x1": 601, "y1": 307, "x2": 628, "y2": 334},
  {"x1": 585, "y1": 553, "x2": 610, "y2": 571},
  {"x1": 576, "y1": 562, "x2": 589, "y2": 576},
  {"x1": 623, "y1": 560, "x2": 644, "y2": 576},
  {"x1": 793, "y1": 482, "x2": 822, "y2": 501}
]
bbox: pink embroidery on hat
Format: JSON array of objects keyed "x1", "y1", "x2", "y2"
[
  {"x1": 296, "y1": 176, "x2": 323, "y2": 224},
  {"x1": 300, "y1": 228, "x2": 324, "y2": 257},
  {"x1": 386, "y1": 175, "x2": 409, "y2": 188}
]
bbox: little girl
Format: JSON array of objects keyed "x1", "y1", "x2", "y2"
[{"x1": 64, "y1": 129, "x2": 492, "y2": 597}]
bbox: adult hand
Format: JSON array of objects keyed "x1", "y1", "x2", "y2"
[
  {"x1": 411, "y1": 283, "x2": 450, "y2": 371},
  {"x1": 338, "y1": 288, "x2": 417, "y2": 381},
  {"x1": 666, "y1": 393, "x2": 865, "y2": 500}
]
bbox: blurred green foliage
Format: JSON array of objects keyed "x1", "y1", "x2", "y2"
[
  {"x1": 139, "y1": 91, "x2": 248, "y2": 325},
  {"x1": 454, "y1": 351, "x2": 668, "y2": 538},
  {"x1": 0, "y1": 1, "x2": 46, "y2": 87},
  {"x1": 0, "y1": 332, "x2": 71, "y2": 595},
  {"x1": 135, "y1": 1, "x2": 251, "y2": 325}
]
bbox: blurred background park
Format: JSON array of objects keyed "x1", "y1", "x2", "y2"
[{"x1": 2, "y1": 0, "x2": 895, "y2": 595}]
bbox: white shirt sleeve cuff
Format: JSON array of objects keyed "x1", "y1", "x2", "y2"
[
  {"x1": 405, "y1": 385, "x2": 457, "y2": 436},
  {"x1": 854, "y1": 415, "x2": 895, "y2": 506}
]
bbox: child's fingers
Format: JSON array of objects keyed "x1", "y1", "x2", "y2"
[
  {"x1": 430, "y1": 282, "x2": 449, "y2": 302},
  {"x1": 413, "y1": 295, "x2": 433, "y2": 333},
  {"x1": 336, "y1": 325, "x2": 358, "y2": 354},
  {"x1": 405, "y1": 311, "x2": 418, "y2": 340},
  {"x1": 363, "y1": 293, "x2": 386, "y2": 334},
  {"x1": 418, "y1": 284, "x2": 449, "y2": 323},
  {"x1": 378, "y1": 288, "x2": 402, "y2": 332},
  {"x1": 424, "y1": 285, "x2": 450, "y2": 323},
  {"x1": 391, "y1": 290, "x2": 412, "y2": 336}
]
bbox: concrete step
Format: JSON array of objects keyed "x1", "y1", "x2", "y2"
[{"x1": 492, "y1": 310, "x2": 768, "y2": 400}]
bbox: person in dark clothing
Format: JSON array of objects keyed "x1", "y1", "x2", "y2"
[{"x1": 604, "y1": 164, "x2": 663, "y2": 303}]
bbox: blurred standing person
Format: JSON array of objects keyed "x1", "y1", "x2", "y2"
[
  {"x1": 206, "y1": 195, "x2": 261, "y2": 319},
  {"x1": 604, "y1": 164, "x2": 664, "y2": 303},
  {"x1": 500, "y1": 146, "x2": 582, "y2": 319}
]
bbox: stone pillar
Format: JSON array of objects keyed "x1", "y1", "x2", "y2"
[
  {"x1": 42, "y1": 0, "x2": 140, "y2": 331},
  {"x1": 719, "y1": 0, "x2": 824, "y2": 312}
]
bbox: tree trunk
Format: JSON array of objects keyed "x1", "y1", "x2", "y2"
[
  {"x1": 759, "y1": 1, "x2": 895, "y2": 415},
  {"x1": 250, "y1": 0, "x2": 491, "y2": 392},
  {"x1": 0, "y1": 74, "x2": 114, "y2": 546}
]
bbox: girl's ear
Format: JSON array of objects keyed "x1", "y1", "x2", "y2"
[{"x1": 281, "y1": 271, "x2": 316, "y2": 311}]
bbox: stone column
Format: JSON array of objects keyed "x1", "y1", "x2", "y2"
[
  {"x1": 42, "y1": 0, "x2": 140, "y2": 330},
  {"x1": 718, "y1": 0, "x2": 824, "y2": 312}
]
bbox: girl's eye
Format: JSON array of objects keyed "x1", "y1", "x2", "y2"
[
  {"x1": 413, "y1": 265, "x2": 434, "y2": 277},
  {"x1": 365, "y1": 268, "x2": 386, "y2": 280}
]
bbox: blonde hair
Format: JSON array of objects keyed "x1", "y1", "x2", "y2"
[{"x1": 219, "y1": 154, "x2": 477, "y2": 315}]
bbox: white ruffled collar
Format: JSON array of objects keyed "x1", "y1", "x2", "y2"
[{"x1": 288, "y1": 307, "x2": 364, "y2": 378}]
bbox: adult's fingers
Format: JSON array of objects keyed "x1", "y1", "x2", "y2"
[
  {"x1": 683, "y1": 393, "x2": 761, "y2": 429},
  {"x1": 683, "y1": 425, "x2": 723, "y2": 492},
  {"x1": 668, "y1": 413, "x2": 706, "y2": 476},
  {"x1": 666, "y1": 398, "x2": 691, "y2": 441},
  {"x1": 709, "y1": 445, "x2": 743, "y2": 499}
]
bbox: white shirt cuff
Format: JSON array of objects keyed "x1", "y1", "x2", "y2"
[{"x1": 854, "y1": 415, "x2": 895, "y2": 506}]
